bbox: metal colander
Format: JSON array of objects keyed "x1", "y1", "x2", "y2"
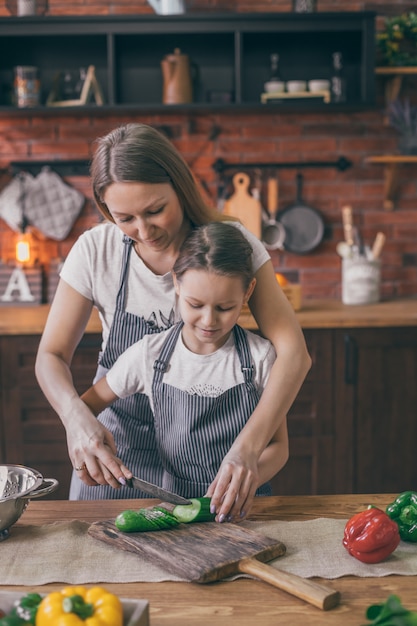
[
  {"x1": 0, "y1": 464, "x2": 59, "y2": 541},
  {"x1": 0, "y1": 465, "x2": 43, "y2": 500}
]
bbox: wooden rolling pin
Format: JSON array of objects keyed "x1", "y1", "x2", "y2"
[
  {"x1": 371, "y1": 231, "x2": 386, "y2": 259},
  {"x1": 341, "y1": 205, "x2": 354, "y2": 246}
]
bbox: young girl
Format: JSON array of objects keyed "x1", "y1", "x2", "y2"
[{"x1": 81, "y1": 222, "x2": 288, "y2": 520}]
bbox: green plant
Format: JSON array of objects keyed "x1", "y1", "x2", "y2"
[{"x1": 377, "y1": 12, "x2": 417, "y2": 66}]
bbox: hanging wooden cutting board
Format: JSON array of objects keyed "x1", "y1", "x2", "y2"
[
  {"x1": 222, "y1": 172, "x2": 262, "y2": 239},
  {"x1": 88, "y1": 520, "x2": 340, "y2": 610}
]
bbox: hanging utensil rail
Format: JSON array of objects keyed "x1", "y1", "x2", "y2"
[{"x1": 212, "y1": 156, "x2": 352, "y2": 175}]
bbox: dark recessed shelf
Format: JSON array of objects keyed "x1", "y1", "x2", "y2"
[{"x1": 0, "y1": 12, "x2": 376, "y2": 114}]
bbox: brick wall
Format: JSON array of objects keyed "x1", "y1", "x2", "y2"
[{"x1": 1, "y1": 0, "x2": 416, "y2": 301}]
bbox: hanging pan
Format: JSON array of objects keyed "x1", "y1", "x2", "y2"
[{"x1": 277, "y1": 173, "x2": 325, "y2": 255}]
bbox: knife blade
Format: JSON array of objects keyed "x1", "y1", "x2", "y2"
[{"x1": 125, "y1": 476, "x2": 192, "y2": 505}]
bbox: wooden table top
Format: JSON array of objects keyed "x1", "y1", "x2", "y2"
[
  {"x1": 2, "y1": 494, "x2": 415, "y2": 625},
  {"x1": 1, "y1": 298, "x2": 416, "y2": 335}
]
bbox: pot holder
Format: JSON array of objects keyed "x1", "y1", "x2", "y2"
[
  {"x1": 23, "y1": 167, "x2": 85, "y2": 240},
  {"x1": 0, "y1": 172, "x2": 35, "y2": 231}
]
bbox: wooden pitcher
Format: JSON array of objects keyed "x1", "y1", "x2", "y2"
[{"x1": 161, "y1": 48, "x2": 193, "y2": 104}]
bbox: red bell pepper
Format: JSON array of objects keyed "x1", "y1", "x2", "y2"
[{"x1": 343, "y1": 506, "x2": 400, "y2": 564}]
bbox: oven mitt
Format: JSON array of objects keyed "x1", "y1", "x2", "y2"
[
  {"x1": 0, "y1": 172, "x2": 34, "y2": 231},
  {"x1": 23, "y1": 166, "x2": 85, "y2": 240}
]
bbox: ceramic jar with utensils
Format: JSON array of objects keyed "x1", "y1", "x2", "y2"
[
  {"x1": 342, "y1": 256, "x2": 381, "y2": 305},
  {"x1": 340, "y1": 205, "x2": 381, "y2": 305}
]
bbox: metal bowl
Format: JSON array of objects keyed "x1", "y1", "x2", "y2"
[{"x1": 0, "y1": 464, "x2": 59, "y2": 541}]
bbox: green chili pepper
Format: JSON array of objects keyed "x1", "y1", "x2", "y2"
[{"x1": 386, "y1": 491, "x2": 417, "y2": 542}]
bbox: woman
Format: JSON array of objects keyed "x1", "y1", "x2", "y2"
[
  {"x1": 35, "y1": 123, "x2": 310, "y2": 522},
  {"x1": 81, "y1": 222, "x2": 289, "y2": 520}
]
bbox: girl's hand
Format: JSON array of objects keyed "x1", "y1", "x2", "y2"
[{"x1": 206, "y1": 449, "x2": 258, "y2": 523}]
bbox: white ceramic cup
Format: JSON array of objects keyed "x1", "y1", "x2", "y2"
[
  {"x1": 286, "y1": 80, "x2": 307, "y2": 93},
  {"x1": 147, "y1": 0, "x2": 185, "y2": 15},
  {"x1": 308, "y1": 79, "x2": 330, "y2": 93},
  {"x1": 17, "y1": 0, "x2": 37, "y2": 16},
  {"x1": 264, "y1": 80, "x2": 285, "y2": 93}
]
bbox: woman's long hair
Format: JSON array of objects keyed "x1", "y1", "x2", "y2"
[{"x1": 91, "y1": 123, "x2": 226, "y2": 227}]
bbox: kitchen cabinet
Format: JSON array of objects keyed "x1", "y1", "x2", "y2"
[
  {"x1": 271, "y1": 326, "x2": 417, "y2": 496},
  {"x1": 0, "y1": 11, "x2": 376, "y2": 114},
  {"x1": 2, "y1": 313, "x2": 416, "y2": 499},
  {"x1": 270, "y1": 329, "x2": 336, "y2": 496},
  {"x1": 0, "y1": 333, "x2": 102, "y2": 499},
  {"x1": 335, "y1": 327, "x2": 417, "y2": 494}
]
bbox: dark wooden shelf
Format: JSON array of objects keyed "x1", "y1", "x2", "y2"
[
  {"x1": 0, "y1": 11, "x2": 376, "y2": 114},
  {"x1": 366, "y1": 154, "x2": 417, "y2": 210},
  {"x1": 375, "y1": 66, "x2": 417, "y2": 104}
]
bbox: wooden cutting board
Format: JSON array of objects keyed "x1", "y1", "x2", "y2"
[
  {"x1": 222, "y1": 172, "x2": 262, "y2": 239},
  {"x1": 88, "y1": 520, "x2": 340, "y2": 610}
]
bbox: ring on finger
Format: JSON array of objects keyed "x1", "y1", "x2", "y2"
[{"x1": 74, "y1": 463, "x2": 87, "y2": 472}]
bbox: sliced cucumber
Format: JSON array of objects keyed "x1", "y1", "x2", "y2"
[
  {"x1": 115, "y1": 507, "x2": 180, "y2": 532},
  {"x1": 172, "y1": 497, "x2": 215, "y2": 524}
]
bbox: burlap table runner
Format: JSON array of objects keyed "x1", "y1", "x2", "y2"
[{"x1": 1, "y1": 518, "x2": 416, "y2": 585}]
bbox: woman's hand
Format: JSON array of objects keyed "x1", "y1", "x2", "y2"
[
  {"x1": 206, "y1": 447, "x2": 259, "y2": 523},
  {"x1": 65, "y1": 399, "x2": 131, "y2": 489}
]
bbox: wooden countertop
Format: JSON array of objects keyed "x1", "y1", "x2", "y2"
[
  {"x1": 3, "y1": 494, "x2": 415, "y2": 626},
  {"x1": 0, "y1": 298, "x2": 416, "y2": 335}
]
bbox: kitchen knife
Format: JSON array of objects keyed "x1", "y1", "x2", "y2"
[{"x1": 125, "y1": 476, "x2": 192, "y2": 505}]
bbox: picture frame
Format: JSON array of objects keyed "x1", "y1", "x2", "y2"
[{"x1": 46, "y1": 65, "x2": 104, "y2": 107}]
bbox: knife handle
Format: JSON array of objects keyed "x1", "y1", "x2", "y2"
[{"x1": 237, "y1": 557, "x2": 340, "y2": 611}]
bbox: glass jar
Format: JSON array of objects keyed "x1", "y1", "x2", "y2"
[
  {"x1": 13, "y1": 66, "x2": 40, "y2": 107},
  {"x1": 293, "y1": 0, "x2": 316, "y2": 12}
]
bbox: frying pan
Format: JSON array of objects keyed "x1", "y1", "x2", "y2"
[{"x1": 277, "y1": 173, "x2": 324, "y2": 254}]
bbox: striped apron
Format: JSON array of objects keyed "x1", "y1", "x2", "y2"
[
  {"x1": 69, "y1": 235, "x2": 169, "y2": 499},
  {"x1": 152, "y1": 322, "x2": 272, "y2": 499}
]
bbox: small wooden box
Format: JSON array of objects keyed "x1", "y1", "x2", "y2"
[
  {"x1": 241, "y1": 282, "x2": 302, "y2": 315},
  {"x1": 281, "y1": 283, "x2": 302, "y2": 311}
]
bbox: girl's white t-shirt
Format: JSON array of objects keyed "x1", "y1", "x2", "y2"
[
  {"x1": 60, "y1": 221, "x2": 271, "y2": 351},
  {"x1": 106, "y1": 325, "x2": 276, "y2": 412}
]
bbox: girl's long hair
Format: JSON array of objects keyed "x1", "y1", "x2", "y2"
[{"x1": 173, "y1": 222, "x2": 254, "y2": 290}]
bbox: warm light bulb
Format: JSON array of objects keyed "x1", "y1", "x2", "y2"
[{"x1": 16, "y1": 233, "x2": 31, "y2": 264}]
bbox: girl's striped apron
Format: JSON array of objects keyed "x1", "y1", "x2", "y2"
[
  {"x1": 70, "y1": 235, "x2": 168, "y2": 499},
  {"x1": 152, "y1": 322, "x2": 272, "y2": 499}
]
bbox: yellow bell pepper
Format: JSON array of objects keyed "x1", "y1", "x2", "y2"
[{"x1": 35, "y1": 586, "x2": 123, "y2": 626}]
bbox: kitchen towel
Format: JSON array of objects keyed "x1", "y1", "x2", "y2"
[
  {"x1": 23, "y1": 167, "x2": 85, "y2": 240},
  {"x1": 0, "y1": 172, "x2": 34, "y2": 232},
  {"x1": 1, "y1": 518, "x2": 416, "y2": 585}
]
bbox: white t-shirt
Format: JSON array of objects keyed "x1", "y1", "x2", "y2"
[
  {"x1": 106, "y1": 324, "x2": 276, "y2": 413},
  {"x1": 60, "y1": 221, "x2": 270, "y2": 351}
]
